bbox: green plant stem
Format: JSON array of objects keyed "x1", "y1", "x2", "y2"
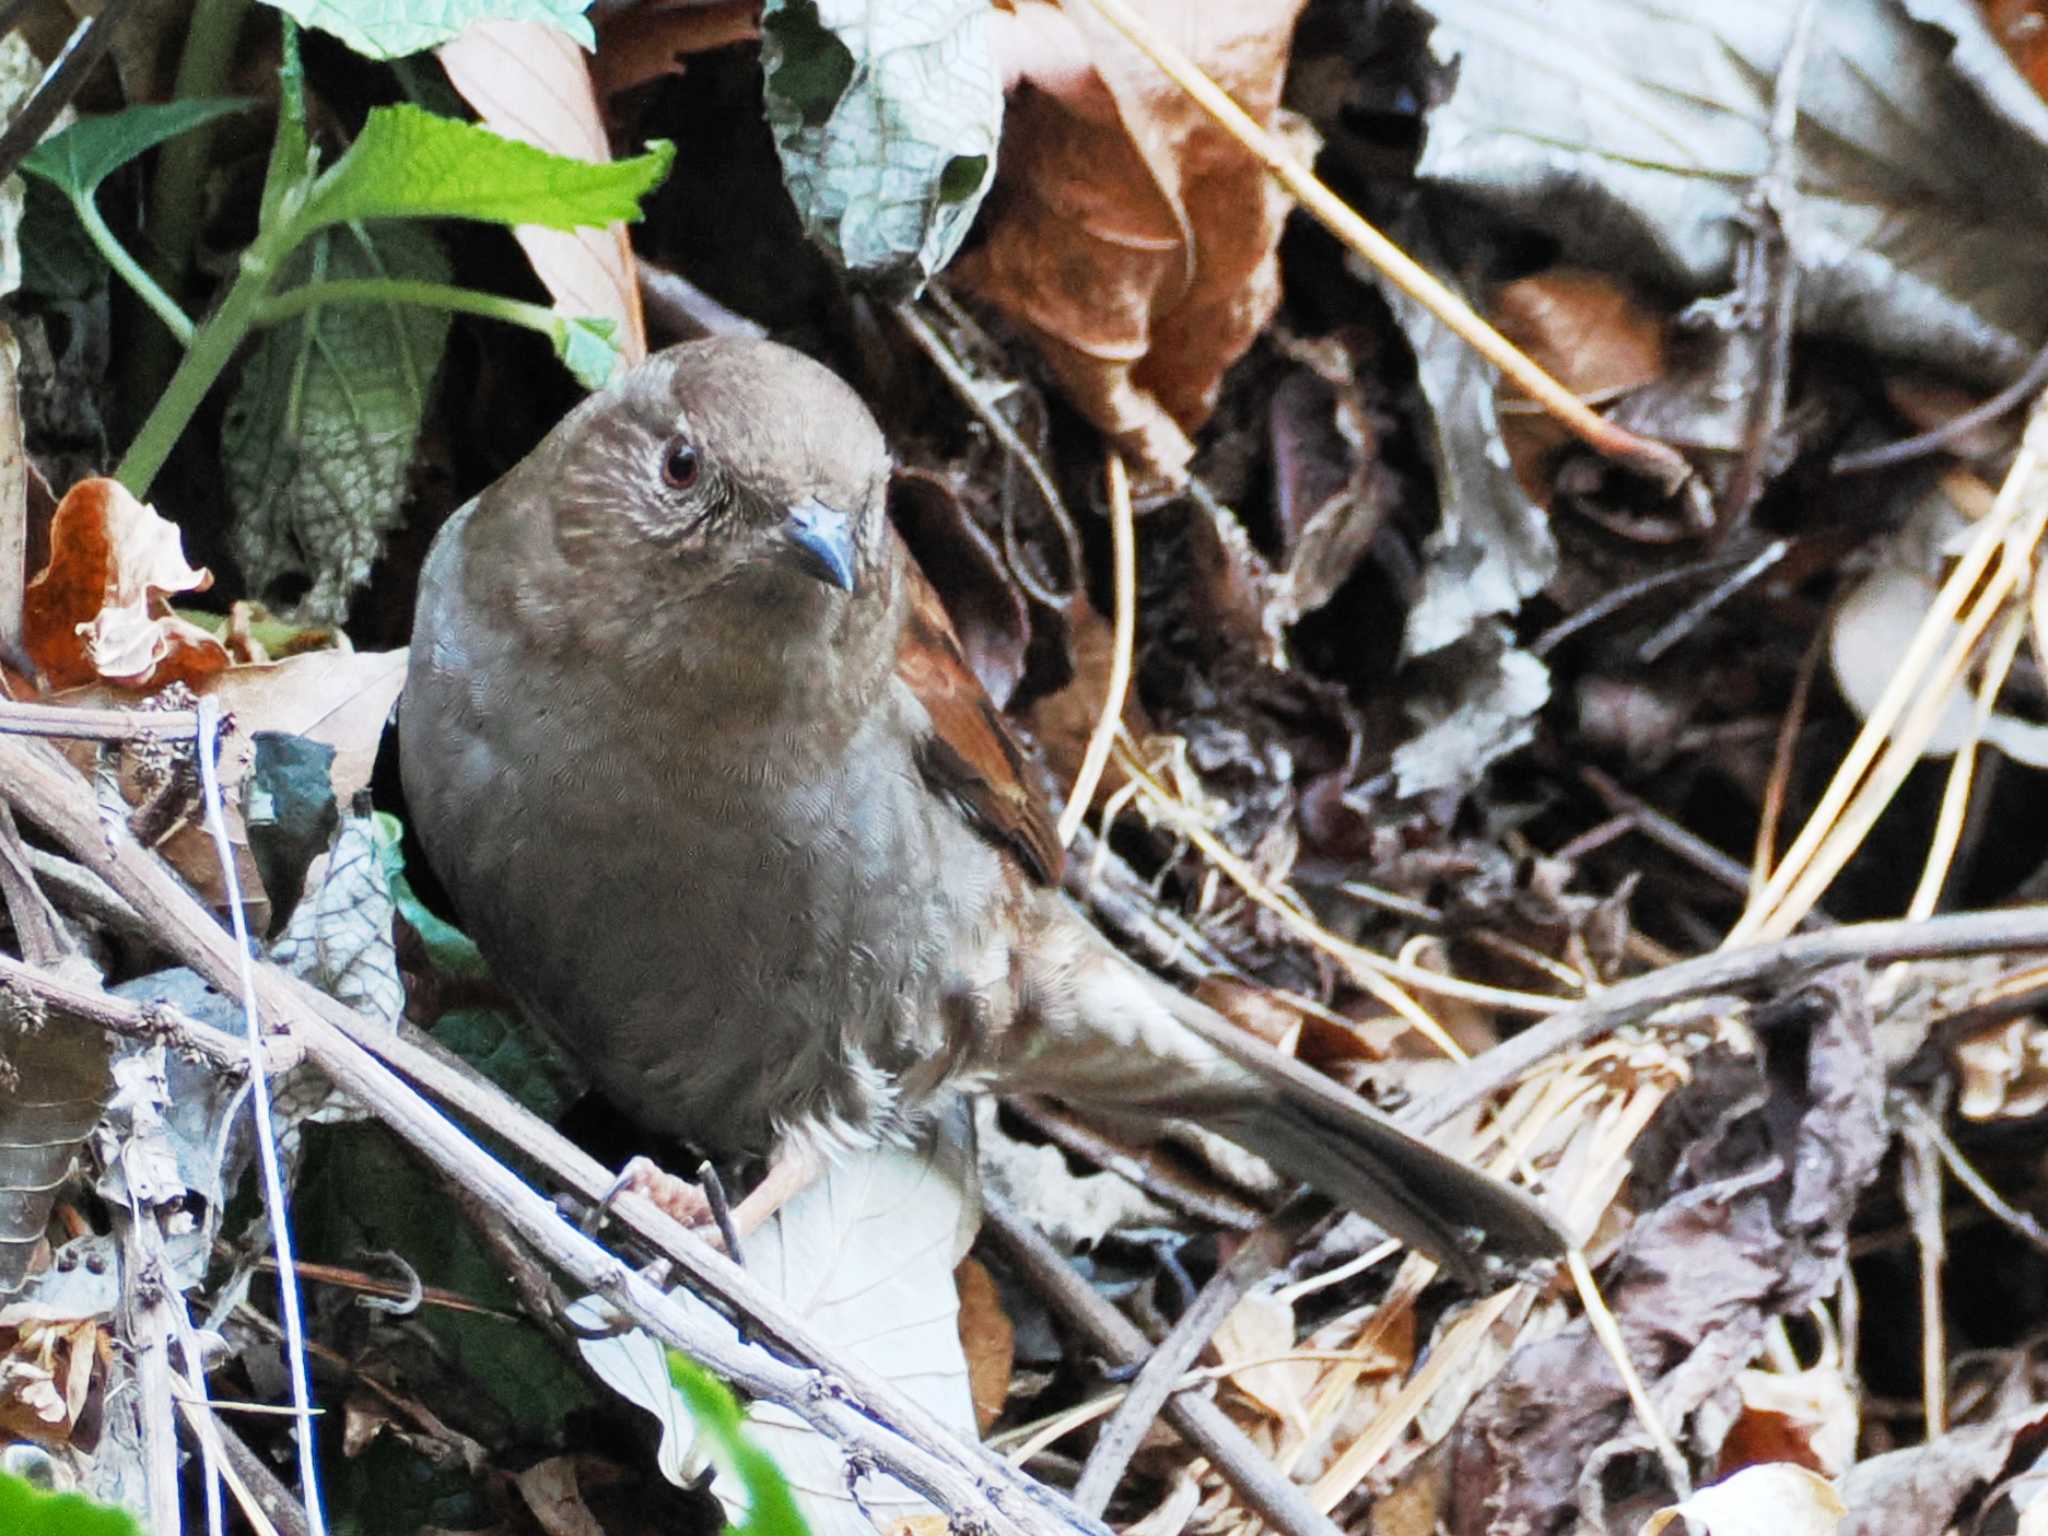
[
  {"x1": 116, "y1": 17, "x2": 306, "y2": 498},
  {"x1": 115, "y1": 245, "x2": 277, "y2": 493},
  {"x1": 73, "y1": 194, "x2": 195, "y2": 346},
  {"x1": 255, "y1": 278, "x2": 566, "y2": 340},
  {"x1": 127, "y1": 0, "x2": 252, "y2": 408}
]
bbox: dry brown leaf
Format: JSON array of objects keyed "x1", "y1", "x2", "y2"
[
  {"x1": 1987, "y1": 0, "x2": 2048, "y2": 99},
  {"x1": 959, "y1": 0, "x2": 1310, "y2": 480},
  {"x1": 55, "y1": 647, "x2": 407, "y2": 923},
  {"x1": 954, "y1": 1256, "x2": 1014, "y2": 1435},
  {"x1": 1490, "y1": 268, "x2": 1667, "y2": 498},
  {"x1": 1214, "y1": 1290, "x2": 1313, "y2": 1432},
  {"x1": 593, "y1": 0, "x2": 761, "y2": 99},
  {"x1": 438, "y1": 21, "x2": 650, "y2": 367},
  {"x1": 1024, "y1": 594, "x2": 1148, "y2": 805},
  {"x1": 1717, "y1": 1364, "x2": 1859, "y2": 1480},
  {"x1": 514, "y1": 1456, "x2": 608, "y2": 1536},
  {"x1": 22, "y1": 478, "x2": 229, "y2": 690}
]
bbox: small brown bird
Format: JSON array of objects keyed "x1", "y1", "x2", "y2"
[{"x1": 401, "y1": 337, "x2": 1565, "y2": 1286}]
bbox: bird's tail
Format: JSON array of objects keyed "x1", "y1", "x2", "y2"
[{"x1": 995, "y1": 901, "x2": 1568, "y2": 1289}]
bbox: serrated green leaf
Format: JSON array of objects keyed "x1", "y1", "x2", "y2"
[
  {"x1": 0, "y1": 1471, "x2": 142, "y2": 1536},
  {"x1": 667, "y1": 1356, "x2": 811, "y2": 1536},
  {"x1": 223, "y1": 222, "x2": 452, "y2": 620},
  {"x1": 556, "y1": 314, "x2": 621, "y2": 389},
  {"x1": 19, "y1": 98, "x2": 250, "y2": 201},
  {"x1": 255, "y1": 0, "x2": 593, "y2": 62},
  {"x1": 297, "y1": 105, "x2": 673, "y2": 236},
  {"x1": 761, "y1": 0, "x2": 999, "y2": 298}
]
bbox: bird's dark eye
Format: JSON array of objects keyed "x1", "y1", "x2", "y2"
[{"x1": 661, "y1": 439, "x2": 700, "y2": 490}]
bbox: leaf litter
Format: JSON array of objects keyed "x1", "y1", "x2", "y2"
[{"x1": 8, "y1": 1, "x2": 2048, "y2": 1534}]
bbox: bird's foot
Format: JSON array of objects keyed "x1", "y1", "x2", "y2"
[{"x1": 600, "y1": 1155, "x2": 714, "y2": 1231}]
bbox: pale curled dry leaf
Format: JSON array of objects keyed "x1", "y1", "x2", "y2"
[
  {"x1": 439, "y1": 19, "x2": 649, "y2": 367},
  {"x1": 576, "y1": 1125, "x2": 979, "y2": 1536},
  {"x1": 1955, "y1": 1019, "x2": 2048, "y2": 1119},
  {"x1": 1212, "y1": 1290, "x2": 1314, "y2": 1433},
  {"x1": 1838, "y1": 1405, "x2": 2048, "y2": 1536},
  {"x1": 1640, "y1": 1464, "x2": 1845, "y2": 1536},
  {"x1": 22, "y1": 479, "x2": 227, "y2": 690},
  {"x1": 958, "y1": 0, "x2": 1310, "y2": 479}
]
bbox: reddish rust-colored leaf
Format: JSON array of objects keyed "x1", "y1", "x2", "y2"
[{"x1": 22, "y1": 478, "x2": 228, "y2": 690}]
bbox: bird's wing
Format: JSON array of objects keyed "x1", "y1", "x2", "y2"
[{"x1": 894, "y1": 542, "x2": 1064, "y2": 887}]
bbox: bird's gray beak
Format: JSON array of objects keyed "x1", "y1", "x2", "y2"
[{"x1": 781, "y1": 498, "x2": 858, "y2": 593}]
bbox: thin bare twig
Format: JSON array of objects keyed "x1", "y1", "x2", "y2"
[
  {"x1": 1893, "y1": 1095, "x2": 2048, "y2": 1260},
  {"x1": 1716, "y1": 0, "x2": 1820, "y2": 534},
  {"x1": 982, "y1": 1191, "x2": 1347, "y2": 1536},
  {"x1": 0, "y1": 698, "x2": 202, "y2": 741},
  {"x1": 1408, "y1": 907, "x2": 2048, "y2": 1133},
  {"x1": 1834, "y1": 337, "x2": 2048, "y2": 475},
  {"x1": 1070, "y1": 1197, "x2": 1320, "y2": 1515},
  {"x1": 0, "y1": 953, "x2": 250, "y2": 1068},
  {"x1": 1899, "y1": 1097, "x2": 1948, "y2": 1436},
  {"x1": 892, "y1": 299, "x2": 1082, "y2": 608}
]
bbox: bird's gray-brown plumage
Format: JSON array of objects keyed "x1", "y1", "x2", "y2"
[{"x1": 401, "y1": 337, "x2": 1567, "y2": 1287}]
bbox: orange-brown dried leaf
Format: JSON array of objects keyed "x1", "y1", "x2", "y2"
[
  {"x1": 1023, "y1": 594, "x2": 1148, "y2": 810},
  {"x1": 1985, "y1": 0, "x2": 2048, "y2": 99},
  {"x1": 954, "y1": 1256, "x2": 1014, "y2": 1435},
  {"x1": 22, "y1": 478, "x2": 228, "y2": 690},
  {"x1": 959, "y1": 0, "x2": 1309, "y2": 481},
  {"x1": 1491, "y1": 268, "x2": 1667, "y2": 499}
]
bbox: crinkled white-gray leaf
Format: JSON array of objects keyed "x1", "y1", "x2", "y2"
[
  {"x1": 1392, "y1": 622, "x2": 1550, "y2": 798},
  {"x1": 761, "y1": 0, "x2": 1000, "y2": 296},
  {"x1": 1365, "y1": 214, "x2": 1554, "y2": 660},
  {"x1": 257, "y1": 0, "x2": 593, "y2": 61},
  {"x1": 1414, "y1": 0, "x2": 2048, "y2": 386}
]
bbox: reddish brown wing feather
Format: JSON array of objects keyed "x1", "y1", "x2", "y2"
[{"x1": 895, "y1": 546, "x2": 1064, "y2": 887}]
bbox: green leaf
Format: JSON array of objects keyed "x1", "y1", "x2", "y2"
[
  {"x1": 223, "y1": 221, "x2": 452, "y2": 621},
  {"x1": 19, "y1": 98, "x2": 250, "y2": 201},
  {"x1": 297, "y1": 105, "x2": 673, "y2": 236},
  {"x1": 375, "y1": 815, "x2": 577, "y2": 1118},
  {"x1": 375, "y1": 813, "x2": 490, "y2": 981},
  {"x1": 0, "y1": 1471, "x2": 142, "y2": 1536},
  {"x1": 761, "y1": 0, "x2": 999, "y2": 298},
  {"x1": 255, "y1": 0, "x2": 593, "y2": 62},
  {"x1": 667, "y1": 1356, "x2": 811, "y2": 1536}
]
